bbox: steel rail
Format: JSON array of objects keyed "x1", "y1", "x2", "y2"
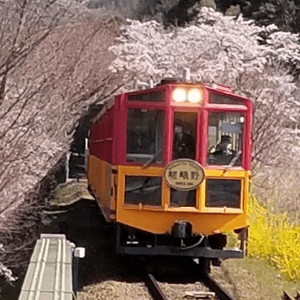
[
  {"x1": 283, "y1": 290, "x2": 300, "y2": 300},
  {"x1": 144, "y1": 259, "x2": 236, "y2": 300},
  {"x1": 145, "y1": 273, "x2": 169, "y2": 300},
  {"x1": 283, "y1": 291, "x2": 295, "y2": 300},
  {"x1": 201, "y1": 273, "x2": 236, "y2": 300}
]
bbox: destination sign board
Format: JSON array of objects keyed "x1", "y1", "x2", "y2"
[{"x1": 164, "y1": 159, "x2": 205, "y2": 191}]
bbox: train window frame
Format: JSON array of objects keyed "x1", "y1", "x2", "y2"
[
  {"x1": 124, "y1": 175, "x2": 163, "y2": 207},
  {"x1": 206, "y1": 111, "x2": 245, "y2": 168},
  {"x1": 203, "y1": 105, "x2": 248, "y2": 169},
  {"x1": 170, "y1": 188, "x2": 197, "y2": 207},
  {"x1": 126, "y1": 85, "x2": 167, "y2": 103},
  {"x1": 117, "y1": 166, "x2": 166, "y2": 210},
  {"x1": 125, "y1": 108, "x2": 166, "y2": 166},
  {"x1": 196, "y1": 167, "x2": 247, "y2": 213},
  {"x1": 127, "y1": 89, "x2": 166, "y2": 103},
  {"x1": 205, "y1": 178, "x2": 242, "y2": 209},
  {"x1": 172, "y1": 111, "x2": 198, "y2": 161},
  {"x1": 119, "y1": 86, "x2": 171, "y2": 166},
  {"x1": 209, "y1": 92, "x2": 244, "y2": 105},
  {"x1": 202, "y1": 177, "x2": 245, "y2": 213}
]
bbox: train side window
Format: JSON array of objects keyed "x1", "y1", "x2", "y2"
[
  {"x1": 210, "y1": 94, "x2": 243, "y2": 105},
  {"x1": 173, "y1": 112, "x2": 197, "y2": 160},
  {"x1": 206, "y1": 179, "x2": 241, "y2": 208},
  {"x1": 207, "y1": 112, "x2": 244, "y2": 166},
  {"x1": 126, "y1": 109, "x2": 164, "y2": 164},
  {"x1": 125, "y1": 176, "x2": 162, "y2": 206},
  {"x1": 170, "y1": 189, "x2": 196, "y2": 207},
  {"x1": 128, "y1": 90, "x2": 165, "y2": 102}
]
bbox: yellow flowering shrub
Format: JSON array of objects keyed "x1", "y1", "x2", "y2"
[{"x1": 247, "y1": 196, "x2": 300, "y2": 280}]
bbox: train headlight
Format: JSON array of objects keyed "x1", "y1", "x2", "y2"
[
  {"x1": 187, "y1": 88, "x2": 202, "y2": 103},
  {"x1": 172, "y1": 88, "x2": 186, "y2": 102}
]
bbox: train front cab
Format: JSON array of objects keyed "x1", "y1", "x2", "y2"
[{"x1": 88, "y1": 82, "x2": 252, "y2": 263}]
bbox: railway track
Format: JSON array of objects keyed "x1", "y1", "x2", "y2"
[
  {"x1": 48, "y1": 201, "x2": 236, "y2": 300},
  {"x1": 145, "y1": 271, "x2": 236, "y2": 300},
  {"x1": 201, "y1": 274, "x2": 236, "y2": 300},
  {"x1": 283, "y1": 291, "x2": 300, "y2": 300},
  {"x1": 41, "y1": 201, "x2": 297, "y2": 300},
  {"x1": 146, "y1": 273, "x2": 169, "y2": 300}
]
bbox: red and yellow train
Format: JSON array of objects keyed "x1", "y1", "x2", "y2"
[{"x1": 87, "y1": 74, "x2": 252, "y2": 271}]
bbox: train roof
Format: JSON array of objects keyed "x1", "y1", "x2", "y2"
[
  {"x1": 92, "y1": 70, "x2": 252, "y2": 124},
  {"x1": 128, "y1": 78, "x2": 251, "y2": 102}
]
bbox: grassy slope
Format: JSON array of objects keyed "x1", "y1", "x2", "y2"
[
  {"x1": 212, "y1": 257, "x2": 299, "y2": 300},
  {"x1": 210, "y1": 195, "x2": 300, "y2": 299}
]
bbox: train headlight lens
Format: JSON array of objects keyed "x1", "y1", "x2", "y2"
[
  {"x1": 187, "y1": 88, "x2": 202, "y2": 103},
  {"x1": 172, "y1": 88, "x2": 186, "y2": 102}
]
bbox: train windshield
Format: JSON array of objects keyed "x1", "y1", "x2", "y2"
[
  {"x1": 126, "y1": 109, "x2": 164, "y2": 164},
  {"x1": 207, "y1": 112, "x2": 244, "y2": 166},
  {"x1": 173, "y1": 112, "x2": 197, "y2": 160}
]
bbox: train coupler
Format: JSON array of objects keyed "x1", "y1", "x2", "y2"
[{"x1": 172, "y1": 221, "x2": 192, "y2": 239}]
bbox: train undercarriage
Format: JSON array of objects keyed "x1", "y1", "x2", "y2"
[{"x1": 115, "y1": 224, "x2": 247, "y2": 273}]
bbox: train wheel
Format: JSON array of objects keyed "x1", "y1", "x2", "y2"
[{"x1": 198, "y1": 258, "x2": 211, "y2": 275}]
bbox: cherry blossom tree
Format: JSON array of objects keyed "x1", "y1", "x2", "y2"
[
  {"x1": 0, "y1": 0, "x2": 124, "y2": 283},
  {"x1": 0, "y1": 0, "x2": 123, "y2": 215},
  {"x1": 109, "y1": 7, "x2": 300, "y2": 169}
]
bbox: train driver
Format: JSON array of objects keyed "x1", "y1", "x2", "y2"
[
  {"x1": 213, "y1": 135, "x2": 233, "y2": 156},
  {"x1": 173, "y1": 120, "x2": 195, "y2": 160}
]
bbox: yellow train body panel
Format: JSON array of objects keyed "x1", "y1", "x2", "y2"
[
  {"x1": 87, "y1": 155, "x2": 115, "y2": 221},
  {"x1": 116, "y1": 209, "x2": 246, "y2": 236},
  {"x1": 88, "y1": 155, "x2": 250, "y2": 236},
  {"x1": 116, "y1": 165, "x2": 249, "y2": 235}
]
